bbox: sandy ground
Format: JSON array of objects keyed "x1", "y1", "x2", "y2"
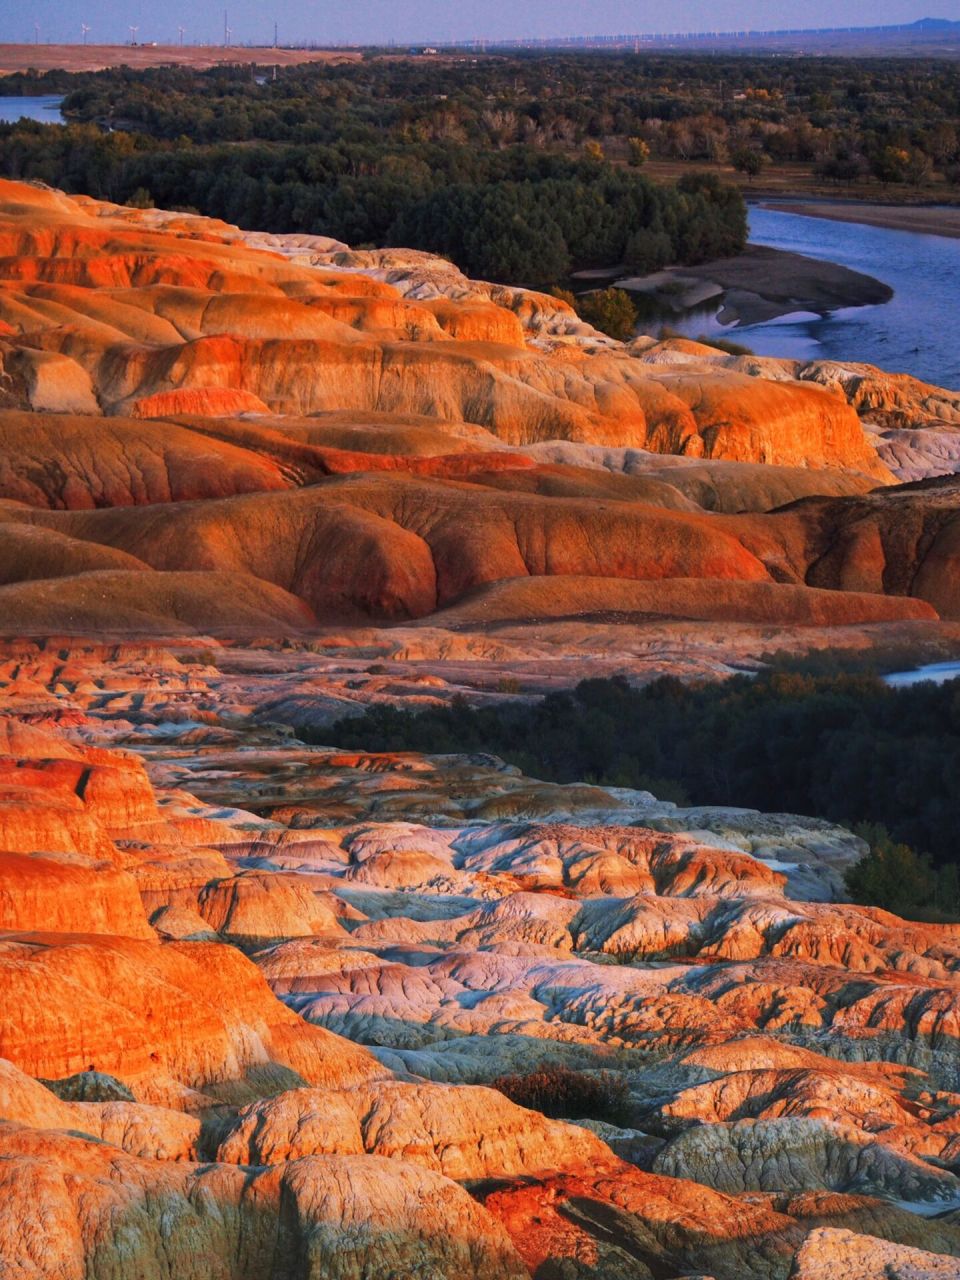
[
  {"x1": 760, "y1": 200, "x2": 960, "y2": 240},
  {"x1": 0, "y1": 43, "x2": 361, "y2": 73},
  {"x1": 681, "y1": 245, "x2": 891, "y2": 322},
  {"x1": 614, "y1": 244, "x2": 891, "y2": 326}
]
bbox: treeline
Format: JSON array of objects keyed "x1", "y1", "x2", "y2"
[
  {"x1": 0, "y1": 121, "x2": 745, "y2": 285},
  {"x1": 844, "y1": 824, "x2": 959, "y2": 924},
  {"x1": 317, "y1": 669, "x2": 960, "y2": 916},
  {"x1": 10, "y1": 52, "x2": 960, "y2": 185}
]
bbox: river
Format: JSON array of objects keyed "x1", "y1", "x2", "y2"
[
  {"x1": 0, "y1": 96, "x2": 64, "y2": 124},
  {"x1": 884, "y1": 661, "x2": 960, "y2": 687},
  {"x1": 674, "y1": 204, "x2": 960, "y2": 390}
]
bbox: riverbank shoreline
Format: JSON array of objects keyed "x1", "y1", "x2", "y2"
[{"x1": 758, "y1": 199, "x2": 960, "y2": 240}]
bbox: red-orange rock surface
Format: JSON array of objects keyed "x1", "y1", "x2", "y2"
[
  {"x1": 0, "y1": 179, "x2": 888, "y2": 475},
  {"x1": 3, "y1": 177, "x2": 960, "y2": 1278},
  {"x1": 0, "y1": 690, "x2": 958, "y2": 1277},
  {"x1": 0, "y1": 1123, "x2": 529, "y2": 1280},
  {"x1": 2, "y1": 466, "x2": 957, "y2": 627},
  {"x1": 0, "y1": 568, "x2": 315, "y2": 634},
  {"x1": 12, "y1": 181, "x2": 960, "y2": 634},
  {"x1": 426, "y1": 574, "x2": 936, "y2": 627},
  {"x1": 0, "y1": 854, "x2": 153, "y2": 938},
  {"x1": 0, "y1": 934, "x2": 383, "y2": 1105}
]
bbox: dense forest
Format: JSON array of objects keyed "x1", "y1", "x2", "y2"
[
  {"x1": 4, "y1": 48, "x2": 958, "y2": 283},
  {"x1": 319, "y1": 669, "x2": 960, "y2": 919},
  {"x1": 0, "y1": 117, "x2": 745, "y2": 284},
  {"x1": 4, "y1": 52, "x2": 959, "y2": 183}
]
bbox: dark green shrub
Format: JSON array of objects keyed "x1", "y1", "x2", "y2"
[
  {"x1": 491, "y1": 1066, "x2": 631, "y2": 1125},
  {"x1": 575, "y1": 288, "x2": 639, "y2": 340}
]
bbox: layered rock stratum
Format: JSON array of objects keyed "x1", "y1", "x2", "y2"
[{"x1": 2, "y1": 178, "x2": 960, "y2": 1278}]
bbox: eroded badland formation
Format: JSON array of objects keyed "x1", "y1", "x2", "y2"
[{"x1": 2, "y1": 178, "x2": 960, "y2": 1278}]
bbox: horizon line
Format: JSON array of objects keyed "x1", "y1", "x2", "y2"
[{"x1": 2, "y1": 16, "x2": 959, "y2": 52}]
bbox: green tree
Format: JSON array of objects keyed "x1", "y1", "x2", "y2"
[
  {"x1": 575, "y1": 288, "x2": 638, "y2": 340},
  {"x1": 627, "y1": 136, "x2": 650, "y2": 167},
  {"x1": 815, "y1": 149, "x2": 866, "y2": 185},
  {"x1": 550, "y1": 287, "x2": 578, "y2": 309},
  {"x1": 623, "y1": 227, "x2": 673, "y2": 274},
  {"x1": 870, "y1": 145, "x2": 910, "y2": 184},
  {"x1": 905, "y1": 150, "x2": 934, "y2": 186},
  {"x1": 731, "y1": 147, "x2": 766, "y2": 180},
  {"x1": 844, "y1": 824, "x2": 937, "y2": 915}
]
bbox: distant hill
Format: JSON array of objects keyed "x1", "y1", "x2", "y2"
[{"x1": 473, "y1": 18, "x2": 960, "y2": 57}]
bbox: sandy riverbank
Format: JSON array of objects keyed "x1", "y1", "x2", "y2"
[
  {"x1": 760, "y1": 200, "x2": 960, "y2": 240},
  {"x1": 611, "y1": 244, "x2": 892, "y2": 327}
]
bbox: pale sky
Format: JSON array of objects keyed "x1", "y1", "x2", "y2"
[{"x1": 4, "y1": 1, "x2": 957, "y2": 51}]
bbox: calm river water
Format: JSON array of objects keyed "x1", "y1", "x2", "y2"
[
  {"x1": 885, "y1": 662, "x2": 960, "y2": 687},
  {"x1": 0, "y1": 96, "x2": 64, "y2": 124},
  {"x1": 675, "y1": 204, "x2": 960, "y2": 391}
]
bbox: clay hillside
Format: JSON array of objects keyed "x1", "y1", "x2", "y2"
[
  {"x1": 2, "y1": 178, "x2": 960, "y2": 1280},
  {"x1": 1, "y1": 178, "x2": 960, "y2": 637}
]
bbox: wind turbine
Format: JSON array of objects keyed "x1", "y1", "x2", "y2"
[
  {"x1": 81, "y1": 23, "x2": 91, "y2": 45},
  {"x1": 33, "y1": 22, "x2": 39, "y2": 44},
  {"x1": 129, "y1": 24, "x2": 139, "y2": 44},
  {"x1": 178, "y1": 25, "x2": 185, "y2": 45}
]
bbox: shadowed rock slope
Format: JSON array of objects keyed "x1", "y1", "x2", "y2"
[{"x1": 3, "y1": 464, "x2": 960, "y2": 628}]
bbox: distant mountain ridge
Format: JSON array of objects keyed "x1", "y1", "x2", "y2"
[{"x1": 463, "y1": 17, "x2": 960, "y2": 54}]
